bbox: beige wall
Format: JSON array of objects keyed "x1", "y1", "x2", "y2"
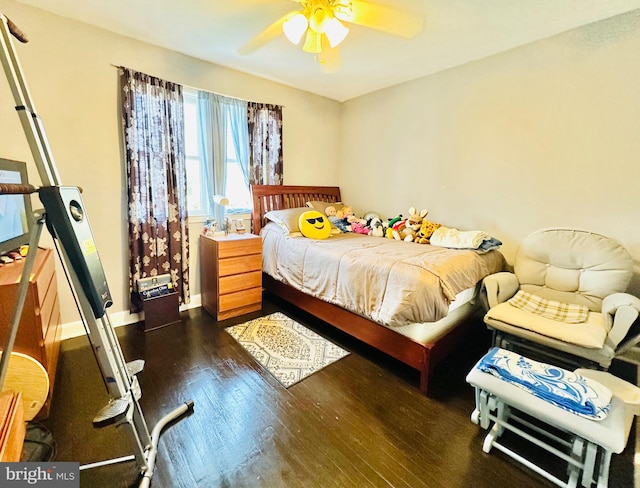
[
  {"x1": 339, "y1": 10, "x2": 640, "y2": 294},
  {"x1": 0, "y1": 0, "x2": 341, "y2": 326},
  {"x1": 2, "y1": 0, "x2": 639, "y2": 329}
]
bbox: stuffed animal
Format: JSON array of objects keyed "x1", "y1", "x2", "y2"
[
  {"x1": 386, "y1": 214, "x2": 404, "y2": 238},
  {"x1": 415, "y1": 218, "x2": 442, "y2": 244},
  {"x1": 351, "y1": 222, "x2": 370, "y2": 234},
  {"x1": 392, "y1": 208, "x2": 427, "y2": 242},
  {"x1": 395, "y1": 208, "x2": 428, "y2": 242},
  {"x1": 368, "y1": 217, "x2": 385, "y2": 237}
]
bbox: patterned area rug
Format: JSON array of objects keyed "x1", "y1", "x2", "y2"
[{"x1": 226, "y1": 312, "x2": 350, "y2": 388}]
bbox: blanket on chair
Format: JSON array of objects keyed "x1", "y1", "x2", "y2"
[
  {"x1": 477, "y1": 347, "x2": 612, "y2": 420},
  {"x1": 508, "y1": 290, "x2": 589, "y2": 323}
]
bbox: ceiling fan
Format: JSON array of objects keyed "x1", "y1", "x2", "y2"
[{"x1": 238, "y1": 0, "x2": 424, "y2": 69}]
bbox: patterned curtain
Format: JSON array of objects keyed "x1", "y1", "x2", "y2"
[
  {"x1": 247, "y1": 102, "x2": 283, "y2": 185},
  {"x1": 119, "y1": 67, "x2": 190, "y2": 312}
]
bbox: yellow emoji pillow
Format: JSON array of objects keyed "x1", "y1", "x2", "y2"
[{"x1": 298, "y1": 210, "x2": 331, "y2": 240}]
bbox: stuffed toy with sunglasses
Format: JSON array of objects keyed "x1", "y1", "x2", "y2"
[{"x1": 299, "y1": 210, "x2": 332, "y2": 239}]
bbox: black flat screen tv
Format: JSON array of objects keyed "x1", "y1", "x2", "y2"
[{"x1": 0, "y1": 158, "x2": 33, "y2": 256}]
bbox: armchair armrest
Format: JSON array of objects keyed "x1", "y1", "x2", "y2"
[
  {"x1": 602, "y1": 293, "x2": 640, "y2": 348},
  {"x1": 482, "y1": 272, "x2": 520, "y2": 309}
]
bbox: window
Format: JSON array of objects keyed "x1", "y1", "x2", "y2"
[
  {"x1": 183, "y1": 88, "x2": 251, "y2": 217},
  {"x1": 223, "y1": 116, "x2": 252, "y2": 214},
  {"x1": 184, "y1": 90, "x2": 207, "y2": 216}
]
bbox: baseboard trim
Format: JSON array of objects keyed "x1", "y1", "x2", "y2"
[{"x1": 61, "y1": 294, "x2": 202, "y2": 341}]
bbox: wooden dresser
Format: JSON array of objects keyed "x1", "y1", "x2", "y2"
[
  {"x1": 0, "y1": 248, "x2": 61, "y2": 419},
  {"x1": 199, "y1": 233, "x2": 262, "y2": 321}
]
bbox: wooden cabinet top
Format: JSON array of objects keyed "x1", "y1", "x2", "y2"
[
  {"x1": 0, "y1": 248, "x2": 53, "y2": 286},
  {"x1": 200, "y1": 233, "x2": 260, "y2": 244},
  {"x1": 200, "y1": 233, "x2": 261, "y2": 259}
]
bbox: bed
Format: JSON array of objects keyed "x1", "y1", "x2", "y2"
[{"x1": 251, "y1": 184, "x2": 506, "y2": 395}]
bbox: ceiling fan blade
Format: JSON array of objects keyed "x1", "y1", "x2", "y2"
[
  {"x1": 335, "y1": 0, "x2": 424, "y2": 38},
  {"x1": 238, "y1": 12, "x2": 296, "y2": 55}
]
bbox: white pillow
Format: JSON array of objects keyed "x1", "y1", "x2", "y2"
[
  {"x1": 264, "y1": 207, "x2": 309, "y2": 235},
  {"x1": 306, "y1": 200, "x2": 344, "y2": 215}
]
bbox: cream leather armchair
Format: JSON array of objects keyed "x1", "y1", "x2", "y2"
[{"x1": 483, "y1": 228, "x2": 640, "y2": 368}]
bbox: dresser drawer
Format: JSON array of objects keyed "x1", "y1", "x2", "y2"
[
  {"x1": 40, "y1": 276, "x2": 58, "y2": 339},
  {"x1": 34, "y1": 251, "x2": 56, "y2": 311},
  {"x1": 217, "y1": 236, "x2": 261, "y2": 259},
  {"x1": 219, "y1": 271, "x2": 262, "y2": 295},
  {"x1": 218, "y1": 254, "x2": 262, "y2": 277},
  {"x1": 43, "y1": 300, "x2": 61, "y2": 377},
  {"x1": 219, "y1": 287, "x2": 262, "y2": 312}
]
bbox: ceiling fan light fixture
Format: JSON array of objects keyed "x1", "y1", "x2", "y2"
[
  {"x1": 282, "y1": 13, "x2": 308, "y2": 45},
  {"x1": 324, "y1": 17, "x2": 349, "y2": 48},
  {"x1": 302, "y1": 29, "x2": 322, "y2": 54},
  {"x1": 308, "y1": 4, "x2": 328, "y2": 33}
]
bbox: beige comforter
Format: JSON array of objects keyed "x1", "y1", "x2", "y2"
[{"x1": 261, "y1": 223, "x2": 506, "y2": 327}]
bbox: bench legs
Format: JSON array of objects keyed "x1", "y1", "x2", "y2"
[{"x1": 472, "y1": 387, "x2": 613, "y2": 488}]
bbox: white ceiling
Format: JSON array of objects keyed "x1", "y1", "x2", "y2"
[{"x1": 13, "y1": 0, "x2": 640, "y2": 102}]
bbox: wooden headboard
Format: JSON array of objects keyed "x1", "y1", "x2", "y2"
[{"x1": 251, "y1": 185, "x2": 342, "y2": 234}]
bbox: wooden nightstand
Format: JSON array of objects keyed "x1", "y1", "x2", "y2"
[{"x1": 199, "y1": 233, "x2": 262, "y2": 321}]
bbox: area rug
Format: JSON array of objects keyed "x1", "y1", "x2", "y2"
[{"x1": 225, "y1": 312, "x2": 350, "y2": 388}]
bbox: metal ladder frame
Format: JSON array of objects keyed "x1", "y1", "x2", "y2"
[{"x1": 0, "y1": 13, "x2": 193, "y2": 487}]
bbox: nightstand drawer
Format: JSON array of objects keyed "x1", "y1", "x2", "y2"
[
  {"x1": 219, "y1": 287, "x2": 262, "y2": 312},
  {"x1": 218, "y1": 254, "x2": 262, "y2": 277},
  {"x1": 220, "y1": 271, "x2": 262, "y2": 294},
  {"x1": 217, "y1": 237, "x2": 261, "y2": 258}
]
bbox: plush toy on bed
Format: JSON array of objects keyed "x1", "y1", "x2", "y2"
[
  {"x1": 364, "y1": 213, "x2": 384, "y2": 237},
  {"x1": 400, "y1": 208, "x2": 428, "y2": 242},
  {"x1": 326, "y1": 205, "x2": 352, "y2": 233},
  {"x1": 347, "y1": 212, "x2": 370, "y2": 234},
  {"x1": 335, "y1": 205, "x2": 349, "y2": 219},
  {"x1": 391, "y1": 208, "x2": 427, "y2": 242},
  {"x1": 325, "y1": 205, "x2": 337, "y2": 218},
  {"x1": 351, "y1": 221, "x2": 370, "y2": 234},
  {"x1": 298, "y1": 210, "x2": 332, "y2": 240},
  {"x1": 386, "y1": 214, "x2": 404, "y2": 238},
  {"x1": 368, "y1": 217, "x2": 385, "y2": 237},
  {"x1": 415, "y1": 218, "x2": 442, "y2": 244}
]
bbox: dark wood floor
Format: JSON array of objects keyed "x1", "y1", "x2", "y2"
[{"x1": 43, "y1": 294, "x2": 637, "y2": 487}]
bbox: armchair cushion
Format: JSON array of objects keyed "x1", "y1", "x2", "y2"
[{"x1": 486, "y1": 302, "x2": 607, "y2": 349}]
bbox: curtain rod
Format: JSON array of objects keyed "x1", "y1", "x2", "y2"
[{"x1": 110, "y1": 64, "x2": 285, "y2": 108}]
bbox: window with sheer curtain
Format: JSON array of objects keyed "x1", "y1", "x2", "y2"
[{"x1": 183, "y1": 89, "x2": 283, "y2": 227}]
